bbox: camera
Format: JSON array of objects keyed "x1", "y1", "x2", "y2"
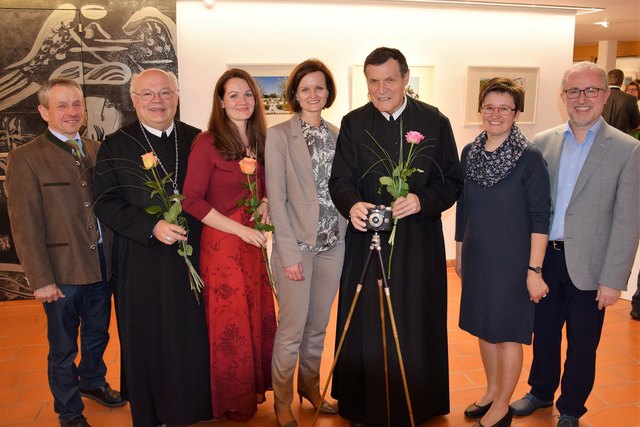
[{"x1": 365, "y1": 205, "x2": 393, "y2": 231}]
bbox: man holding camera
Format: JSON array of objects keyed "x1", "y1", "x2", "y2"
[{"x1": 329, "y1": 47, "x2": 463, "y2": 426}]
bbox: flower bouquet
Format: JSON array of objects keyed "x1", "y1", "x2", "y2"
[
  {"x1": 141, "y1": 152, "x2": 205, "y2": 302},
  {"x1": 363, "y1": 121, "x2": 429, "y2": 278}
]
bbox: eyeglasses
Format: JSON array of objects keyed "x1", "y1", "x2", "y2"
[
  {"x1": 480, "y1": 105, "x2": 516, "y2": 115},
  {"x1": 131, "y1": 90, "x2": 176, "y2": 101},
  {"x1": 563, "y1": 87, "x2": 604, "y2": 99}
]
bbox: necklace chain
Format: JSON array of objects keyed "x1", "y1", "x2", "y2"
[{"x1": 139, "y1": 122, "x2": 179, "y2": 195}]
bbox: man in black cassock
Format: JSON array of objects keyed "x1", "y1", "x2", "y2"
[
  {"x1": 329, "y1": 47, "x2": 463, "y2": 427},
  {"x1": 92, "y1": 69, "x2": 212, "y2": 426}
]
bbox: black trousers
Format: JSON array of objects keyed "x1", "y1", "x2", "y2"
[{"x1": 527, "y1": 245, "x2": 605, "y2": 418}]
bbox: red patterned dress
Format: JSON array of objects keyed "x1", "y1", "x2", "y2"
[{"x1": 183, "y1": 132, "x2": 276, "y2": 420}]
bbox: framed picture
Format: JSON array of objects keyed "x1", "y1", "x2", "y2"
[
  {"x1": 350, "y1": 65, "x2": 435, "y2": 111},
  {"x1": 465, "y1": 66, "x2": 539, "y2": 125},
  {"x1": 0, "y1": 152, "x2": 7, "y2": 181},
  {"x1": 227, "y1": 64, "x2": 295, "y2": 126},
  {"x1": 623, "y1": 70, "x2": 638, "y2": 89}
]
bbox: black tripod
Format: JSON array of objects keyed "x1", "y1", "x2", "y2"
[{"x1": 312, "y1": 231, "x2": 415, "y2": 427}]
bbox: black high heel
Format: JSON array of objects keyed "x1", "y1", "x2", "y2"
[
  {"x1": 464, "y1": 400, "x2": 493, "y2": 418},
  {"x1": 474, "y1": 408, "x2": 513, "y2": 427},
  {"x1": 298, "y1": 390, "x2": 337, "y2": 415}
]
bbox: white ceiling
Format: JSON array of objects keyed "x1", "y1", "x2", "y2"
[{"x1": 477, "y1": 0, "x2": 640, "y2": 45}]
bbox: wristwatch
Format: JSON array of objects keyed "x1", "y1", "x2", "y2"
[{"x1": 528, "y1": 266, "x2": 542, "y2": 274}]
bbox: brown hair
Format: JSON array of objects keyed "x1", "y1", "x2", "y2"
[
  {"x1": 625, "y1": 80, "x2": 640, "y2": 100},
  {"x1": 364, "y1": 47, "x2": 409, "y2": 77},
  {"x1": 478, "y1": 77, "x2": 525, "y2": 112},
  {"x1": 285, "y1": 59, "x2": 336, "y2": 113},
  {"x1": 38, "y1": 78, "x2": 83, "y2": 108},
  {"x1": 207, "y1": 68, "x2": 267, "y2": 161}
]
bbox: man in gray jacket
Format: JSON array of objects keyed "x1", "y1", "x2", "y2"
[{"x1": 510, "y1": 62, "x2": 639, "y2": 427}]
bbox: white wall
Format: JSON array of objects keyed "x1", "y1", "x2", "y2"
[{"x1": 176, "y1": 0, "x2": 576, "y2": 260}]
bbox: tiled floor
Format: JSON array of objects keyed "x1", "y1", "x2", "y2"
[{"x1": 1, "y1": 269, "x2": 638, "y2": 426}]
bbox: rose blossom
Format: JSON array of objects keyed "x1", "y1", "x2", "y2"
[
  {"x1": 239, "y1": 157, "x2": 257, "y2": 175},
  {"x1": 141, "y1": 152, "x2": 158, "y2": 170},
  {"x1": 405, "y1": 131, "x2": 424, "y2": 144}
]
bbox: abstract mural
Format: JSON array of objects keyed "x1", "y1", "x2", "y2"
[{"x1": 0, "y1": 0, "x2": 178, "y2": 300}]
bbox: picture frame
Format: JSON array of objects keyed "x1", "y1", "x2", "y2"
[
  {"x1": 0, "y1": 152, "x2": 7, "y2": 181},
  {"x1": 464, "y1": 66, "x2": 539, "y2": 125},
  {"x1": 350, "y1": 65, "x2": 435, "y2": 111},
  {"x1": 227, "y1": 64, "x2": 296, "y2": 126},
  {"x1": 622, "y1": 70, "x2": 638, "y2": 89}
]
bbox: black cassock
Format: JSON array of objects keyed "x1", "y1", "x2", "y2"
[
  {"x1": 93, "y1": 121, "x2": 212, "y2": 426},
  {"x1": 329, "y1": 97, "x2": 463, "y2": 426}
]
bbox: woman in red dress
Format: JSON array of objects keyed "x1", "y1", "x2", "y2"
[{"x1": 183, "y1": 68, "x2": 276, "y2": 421}]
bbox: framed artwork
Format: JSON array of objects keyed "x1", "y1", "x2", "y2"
[
  {"x1": 350, "y1": 65, "x2": 435, "y2": 111},
  {"x1": 0, "y1": 152, "x2": 7, "y2": 181},
  {"x1": 623, "y1": 70, "x2": 638, "y2": 88},
  {"x1": 227, "y1": 64, "x2": 295, "y2": 126},
  {"x1": 464, "y1": 66, "x2": 539, "y2": 124}
]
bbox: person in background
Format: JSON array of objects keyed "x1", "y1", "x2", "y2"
[
  {"x1": 7, "y1": 78, "x2": 124, "y2": 427},
  {"x1": 510, "y1": 61, "x2": 639, "y2": 427},
  {"x1": 329, "y1": 47, "x2": 463, "y2": 426},
  {"x1": 266, "y1": 59, "x2": 346, "y2": 427},
  {"x1": 183, "y1": 68, "x2": 276, "y2": 422},
  {"x1": 93, "y1": 69, "x2": 212, "y2": 426},
  {"x1": 456, "y1": 77, "x2": 550, "y2": 427},
  {"x1": 601, "y1": 69, "x2": 640, "y2": 133}
]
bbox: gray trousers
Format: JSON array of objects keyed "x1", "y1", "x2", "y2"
[{"x1": 271, "y1": 242, "x2": 345, "y2": 409}]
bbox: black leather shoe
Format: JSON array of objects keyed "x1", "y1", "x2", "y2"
[
  {"x1": 510, "y1": 392, "x2": 553, "y2": 416},
  {"x1": 464, "y1": 401, "x2": 493, "y2": 418},
  {"x1": 557, "y1": 414, "x2": 579, "y2": 427},
  {"x1": 350, "y1": 421, "x2": 366, "y2": 427},
  {"x1": 79, "y1": 383, "x2": 126, "y2": 407},
  {"x1": 60, "y1": 414, "x2": 90, "y2": 427}
]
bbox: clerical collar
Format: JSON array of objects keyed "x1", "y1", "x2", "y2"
[
  {"x1": 380, "y1": 96, "x2": 407, "y2": 122},
  {"x1": 141, "y1": 122, "x2": 174, "y2": 138}
]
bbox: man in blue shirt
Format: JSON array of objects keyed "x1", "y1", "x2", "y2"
[{"x1": 510, "y1": 62, "x2": 639, "y2": 427}]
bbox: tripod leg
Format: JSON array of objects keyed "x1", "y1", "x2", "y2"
[
  {"x1": 313, "y1": 246, "x2": 376, "y2": 427},
  {"x1": 376, "y1": 249, "x2": 415, "y2": 427},
  {"x1": 383, "y1": 288, "x2": 415, "y2": 427},
  {"x1": 378, "y1": 279, "x2": 391, "y2": 427}
]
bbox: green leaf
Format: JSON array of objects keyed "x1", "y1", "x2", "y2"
[
  {"x1": 145, "y1": 205, "x2": 163, "y2": 216},
  {"x1": 186, "y1": 244, "x2": 193, "y2": 256},
  {"x1": 379, "y1": 176, "x2": 393, "y2": 186}
]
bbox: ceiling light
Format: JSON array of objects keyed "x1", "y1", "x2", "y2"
[{"x1": 595, "y1": 21, "x2": 609, "y2": 28}]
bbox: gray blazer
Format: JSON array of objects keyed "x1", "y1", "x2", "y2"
[
  {"x1": 533, "y1": 121, "x2": 640, "y2": 291},
  {"x1": 265, "y1": 116, "x2": 347, "y2": 268}
]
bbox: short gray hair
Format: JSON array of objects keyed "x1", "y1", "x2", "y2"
[
  {"x1": 38, "y1": 79, "x2": 83, "y2": 108},
  {"x1": 561, "y1": 62, "x2": 608, "y2": 92},
  {"x1": 130, "y1": 69, "x2": 179, "y2": 94}
]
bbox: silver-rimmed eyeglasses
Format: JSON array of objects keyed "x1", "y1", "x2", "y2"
[
  {"x1": 480, "y1": 105, "x2": 517, "y2": 115},
  {"x1": 131, "y1": 90, "x2": 176, "y2": 101},
  {"x1": 563, "y1": 87, "x2": 604, "y2": 99}
]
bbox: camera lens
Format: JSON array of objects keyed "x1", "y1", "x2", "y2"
[{"x1": 369, "y1": 213, "x2": 382, "y2": 226}]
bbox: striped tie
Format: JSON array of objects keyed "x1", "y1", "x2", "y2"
[{"x1": 65, "y1": 139, "x2": 84, "y2": 160}]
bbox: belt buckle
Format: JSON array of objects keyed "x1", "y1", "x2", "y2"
[{"x1": 551, "y1": 241, "x2": 563, "y2": 251}]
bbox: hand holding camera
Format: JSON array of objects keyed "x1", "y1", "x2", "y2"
[{"x1": 349, "y1": 202, "x2": 393, "y2": 232}]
